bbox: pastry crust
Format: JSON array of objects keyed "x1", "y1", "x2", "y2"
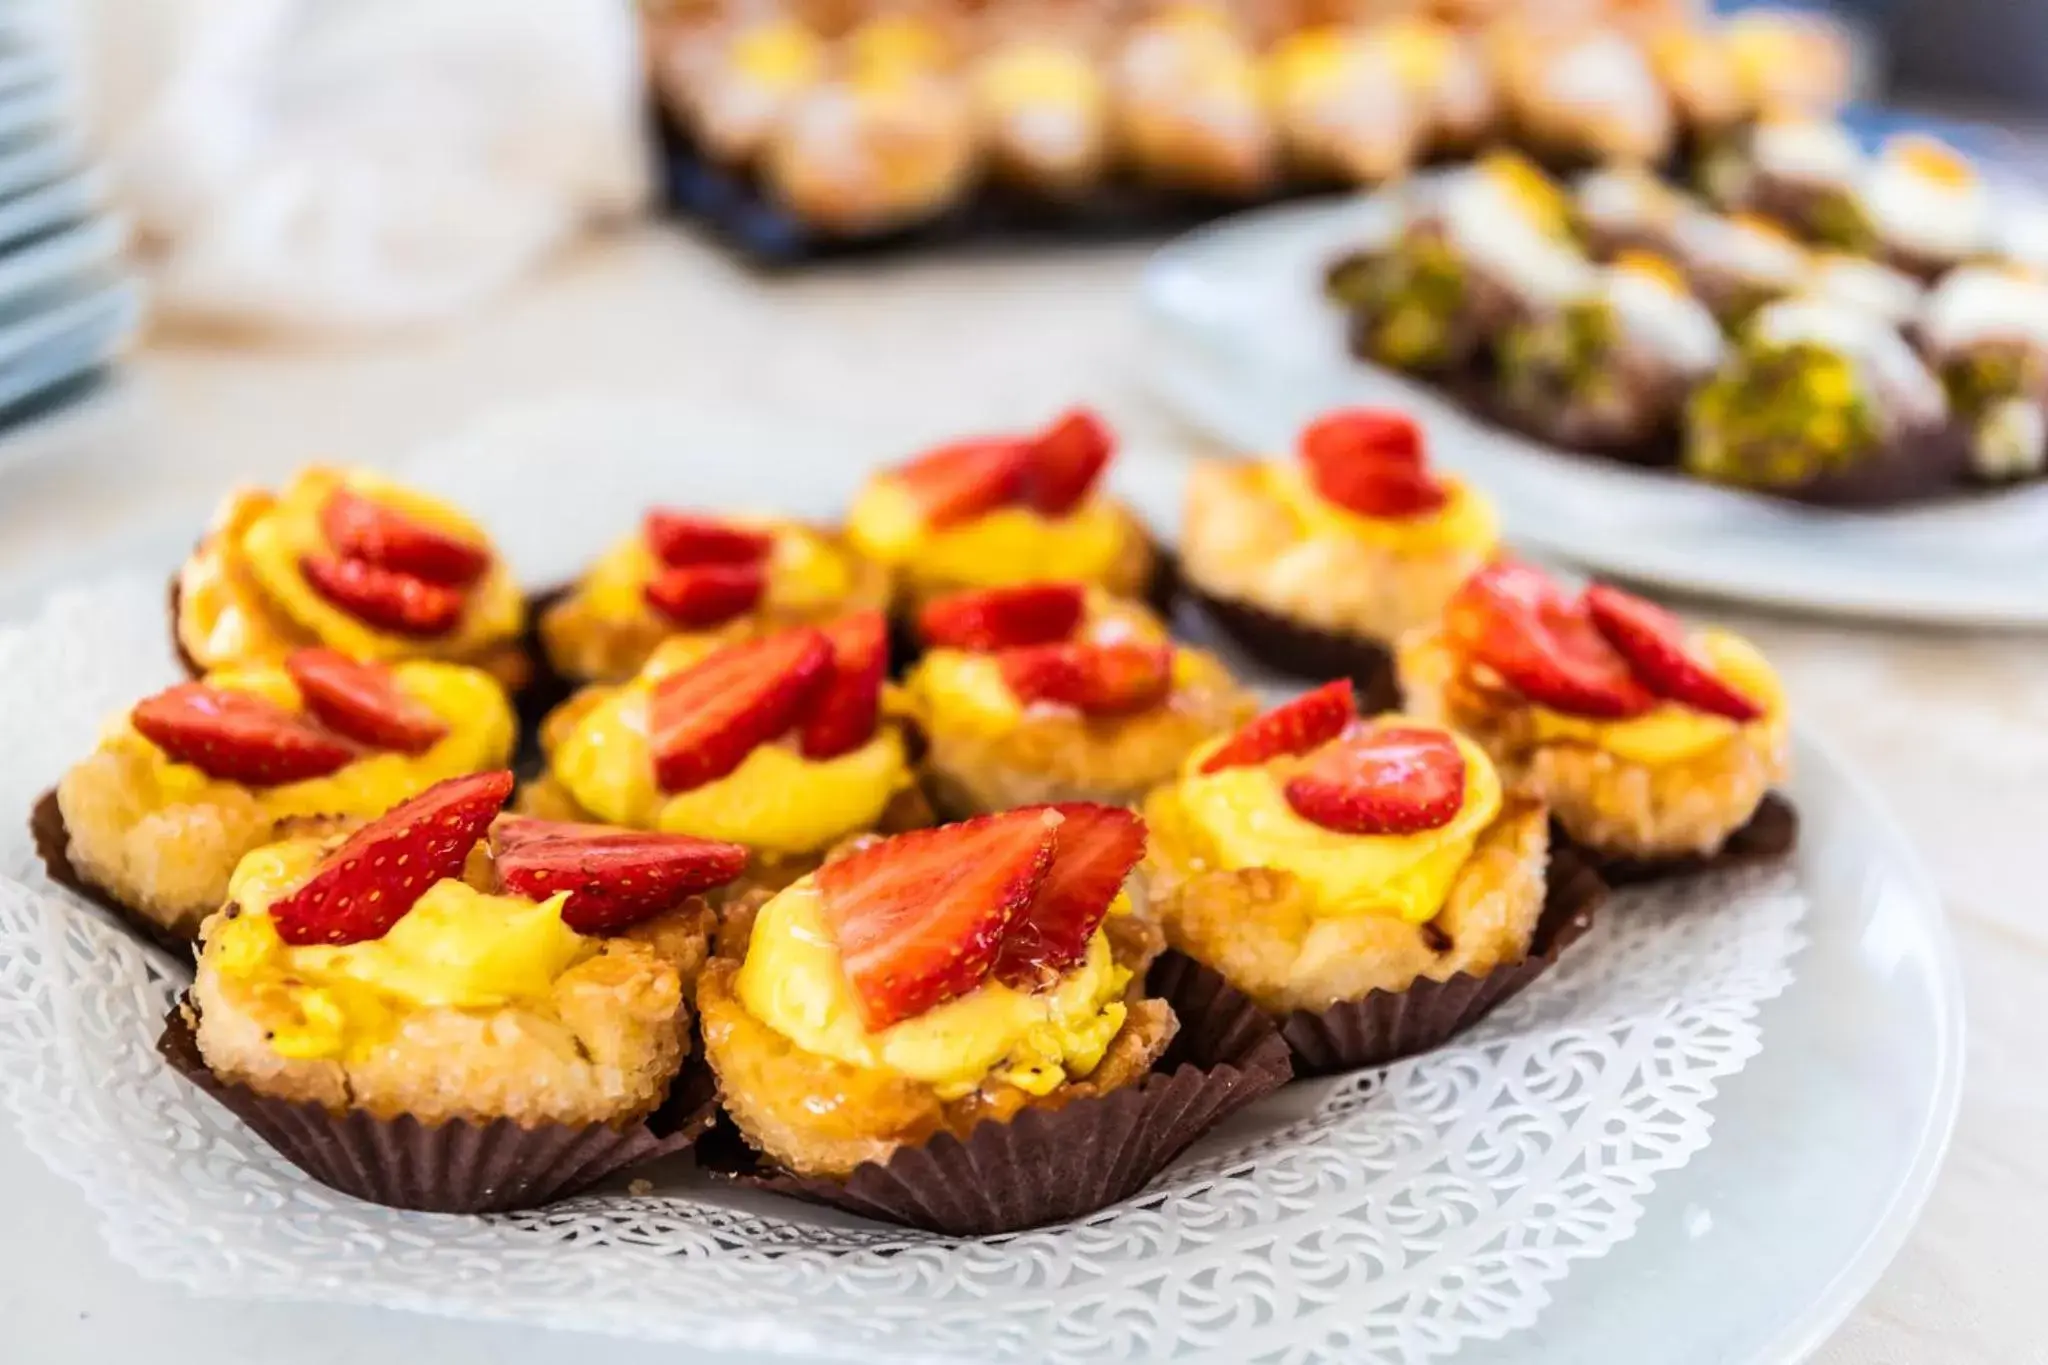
[
  {"x1": 1143, "y1": 783, "x2": 1549, "y2": 1015},
  {"x1": 699, "y1": 922, "x2": 1175, "y2": 1179},
  {"x1": 1398, "y1": 631, "x2": 1791, "y2": 859},
  {"x1": 1179, "y1": 460, "x2": 1491, "y2": 647},
  {"x1": 190, "y1": 900, "x2": 712, "y2": 1129}
]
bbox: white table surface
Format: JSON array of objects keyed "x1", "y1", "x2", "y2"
[{"x1": 1, "y1": 225, "x2": 2044, "y2": 1364}]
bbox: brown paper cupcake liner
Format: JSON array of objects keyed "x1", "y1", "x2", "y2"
[
  {"x1": 158, "y1": 1001, "x2": 719, "y2": 1214},
  {"x1": 1183, "y1": 581, "x2": 1402, "y2": 712},
  {"x1": 1273, "y1": 842, "x2": 1606, "y2": 1076},
  {"x1": 697, "y1": 956, "x2": 1293, "y2": 1236},
  {"x1": 1569, "y1": 791, "x2": 1800, "y2": 887},
  {"x1": 30, "y1": 789, "x2": 198, "y2": 958}
]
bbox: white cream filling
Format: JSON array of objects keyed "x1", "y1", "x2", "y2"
[{"x1": 1921, "y1": 265, "x2": 2048, "y2": 356}]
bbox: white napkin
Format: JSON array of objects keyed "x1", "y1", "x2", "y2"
[{"x1": 79, "y1": 0, "x2": 650, "y2": 332}]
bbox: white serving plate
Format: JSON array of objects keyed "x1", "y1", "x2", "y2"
[
  {"x1": 0, "y1": 400, "x2": 1962, "y2": 1364},
  {"x1": 1139, "y1": 196, "x2": 2048, "y2": 626}
]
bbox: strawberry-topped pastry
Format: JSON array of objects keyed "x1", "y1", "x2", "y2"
[
  {"x1": 44, "y1": 650, "x2": 516, "y2": 943},
  {"x1": 173, "y1": 468, "x2": 528, "y2": 687},
  {"x1": 1180, "y1": 408, "x2": 1499, "y2": 703},
  {"x1": 171, "y1": 773, "x2": 740, "y2": 1209},
  {"x1": 1398, "y1": 562, "x2": 1792, "y2": 868},
  {"x1": 1141, "y1": 681, "x2": 1587, "y2": 1070},
  {"x1": 844, "y1": 407, "x2": 1162, "y2": 611},
  {"x1": 524, "y1": 615, "x2": 929, "y2": 893},
  {"x1": 537, "y1": 508, "x2": 891, "y2": 684},
  {"x1": 903, "y1": 581, "x2": 1257, "y2": 816},
  {"x1": 700, "y1": 803, "x2": 1183, "y2": 1184}
]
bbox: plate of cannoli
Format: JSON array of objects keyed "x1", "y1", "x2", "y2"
[
  {"x1": 1142, "y1": 121, "x2": 2048, "y2": 623},
  {"x1": 0, "y1": 397, "x2": 1957, "y2": 1363}
]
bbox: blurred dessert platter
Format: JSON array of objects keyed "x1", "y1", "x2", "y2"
[
  {"x1": 29, "y1": 403, "x2": 1805, "y2": 1229},
  {"x1": 637, "y1": 0, "x2": 1855, "y2": 263}
]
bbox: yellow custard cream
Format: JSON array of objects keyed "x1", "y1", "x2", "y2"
[
  {"x1": 1528, "y1": 630, "x2": 1784, "y2": 764},
  {"x1": 1264, "y1": 464, "x2": 1499, "y2": 556},
  {"x1": 735, "y1": 880, "x2": 1131, "y2": 1100},
  {"x1": 846, "y1": 480, "x2": 1129, "y2": 587},
  {"x1": 576, "y1": 522, "x2": 857, "y2": 623},
  {"x1": 1174, "y1": 728, "x2": 1503, "y2": 921}
]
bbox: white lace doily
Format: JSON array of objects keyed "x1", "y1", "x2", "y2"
[{"x1": 0, "y1": 404, "x2": 1808, "y2": 1362}]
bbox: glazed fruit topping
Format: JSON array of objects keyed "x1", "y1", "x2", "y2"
[
  {"x1": 999, "y1": 640, "x2": 1174, "y2": 716},
  {"x1": 270, "y1": 771, "x2": 515, "y2": 945},
  {"x1": 1445, "y1": 562, "x2": 1655, "y2": 719},
  {"x1": 131, "y1": 682, "x2": 356, "y2": 786},
  {"x1": 643, "y1": 561, "x2": 769, "y2": 627},
  {"x1": 1283, "y1": 725, "x2": 1468, "y2": 835},
  {"x1": 320, "y1": 488, "x2": 490, "y2": 588},
  {"x1": 817, "y1": 807, "x2": 1061, "y2": 1030},
  {"x1": 649, "y1": 627, "x2": 833, "y2": 793},
  {"x1": 917, "y1": 582, "x2": 1087, "y2": 652},
  {"x1": 991, "y1": 804, "x2": 1145, "y2": 990},
  {"x1": 1199, "y1": 680, "x2": 1357, "y2": 774},
  {"x1": 643, "y1": 510, "x2": 775, "y2": 567},
  {"x1": 895, "y1": 437, "x2": 1033, "y2": 529},
  {"x1": 285, "y1": 649, "x2": 449, "y2": 754},
  {"x1": 492, "y1": 818, "x2": 748, "y2": 934},
  {"x1": 799, "y1": 611, "x2": 890, "y2": 760},
  {"x1": 1024, "y1": 407, "x2": 1114, "y2": 515},
  {"x1": 301, "y1": 554, "x2": 467, "y2": 637},
  {"x1": 1584, "y1": 585, "x2": 1765, "y2": 721},
  {"x1": 1298, "y1": 408, "x2": 1450, "y2": 519}
]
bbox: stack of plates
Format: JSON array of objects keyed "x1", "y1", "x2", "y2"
[{"x1": 0, "y1": 15, "x2": 138, "y2": 437}]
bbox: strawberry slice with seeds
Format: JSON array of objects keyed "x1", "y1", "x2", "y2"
[
  {"x1": 917, "y1": 582, "x2": 1087, "y2": 652},
  {"x1": 1445, "y1": 562, "x2": 1655, "y2": 719},
  {"x1": 895, "y1": 437, "x2": 1031, "y2": 529},
  {"x1": 1299, "y1": 408, "x2": 1448, "y2": 518},
  {"x1": 270, "y1": 771, "x2": 515, "y2": 945},
  {"x1": 1584, "y1": 584, "x2": 1764, "y2": 722},
  {"x1": 643, "y1": 561, "x2": 768, "y2": 627},
  {"x1": 999, "y1": 640, "x2": 1174, "y2": 716},
  {"x1": 1283, "y1": 725, "x2": 1468, "y2": 835},
  {"x1": 1199, "y1": 680, "x2": 1357, "y2": 774},
  {"x1": 284, "y1": 649, "x2": 449, "y2": 754},
  {"x1": 131, "y1": 683, "x2": 356, "y2": 786},
  {"x1": 816, "y1": 808, "x2": 1061, "y2": 1030},
  {"x1": 799, "y1": 611, "x2": 889, "y2": 760},
  {"x1": 301, "y1": 554, "x2": 466, "y2": 637},
  {"x1": 649, "y1": 627, "x2": 833, "y2": 792},
  {"x1": 992, "y1": 803, "x2": 1144, "y2": 990},
  {"x1": 1024, "y1": 407, "x2": 1114, "y2": 514},
  {"x1": 644, "y1": 510, "x2": 775, "y2": 567},
  {"x1": 493, "y1": 820, "x2": 748, "y2": 933},
  {"x1": 321, "y1": 488, "x2": 489, "y2": 587}
]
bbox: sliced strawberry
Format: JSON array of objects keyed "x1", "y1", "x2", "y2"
[
  {"x1": 131, "y1": 683, "x2": 356, "y2": 786},
  {"x1": 320, "y1": 488, "x2": 489, "y2": 587},
  {"x1": 284, "y1": 649, "x2": 448, "y2": 754},
  {"x1": 894, "y1": 437, "x2": 1031, "y2": 529},
  {"x1": 270, "y1": 771, "x2": 515, "y2": 945},
  {"x1": 643, "y1": 510, "x2": 775, "y2": 567},
  {"x1": 800, "y1": 610, "x2": 889, "y2": 760},
  {"x1": 998, "y1": 640, "x2": 1174, "y2": 716},
  {"x1": 648, "y1": 627, "x2": 834, "y2": 792},
  {"x1": 1024, "y1": 407, "x2": 1114, "y2": 515},
  {"x1": 816, "y1": 808, "x2": 1060, "y2": 1030},
  {"x1": 1283, "y1": 725, "x2": 1468, "y2": 835},
  {"x1": 992, "y1": 803, "x2": 1144, "y2": 990},
  {"x1": 643, "y1": 561, "x2": 768, "y2": 627},
  {"x1": 1299, "y1": 408, "x2": 1448, "y2": 518},
  {"x1": 1584, "y1": 585, "x2": 1765, "y2": 722},
  {"x1": 301, "y1": 555, "x2": 466, "y2": 637},
  {"x1": 493, "y1": 820, "x2": 748, "y2": 933},
  {"x1": 1199, "y1": 680, "x2": 1357, "y2": 774},
  {"x1": 1445, "y1": 562, "x2": 1655, "y2": 719},
  {"x1": 917, "y1": 582, "x2": 1087, "y2": 653}
]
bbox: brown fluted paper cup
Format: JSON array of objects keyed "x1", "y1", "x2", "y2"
[
  {"x1": 1183, "y1": 582, "x2": 1401, "y2": 713},
  {"x1": 1572, "y1": 792, "x2": 1799, "y2": 888}
]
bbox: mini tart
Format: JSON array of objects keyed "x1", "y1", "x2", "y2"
[
  {"x1": 173, "y1": 467, "x2": 527, "y2": 686},
  {"x1": 904, "y1": 592, "x2": 1257, "y2": 817},
  {"x1": 1179, "y1": 436, "x2": 1498, "y2": 699},
  {"x1": 537, "y1": 515, "x2": 891, "y2": 685},
  {"x1": 50, "y1": 661, "x2": 516, "y2": 941}
]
